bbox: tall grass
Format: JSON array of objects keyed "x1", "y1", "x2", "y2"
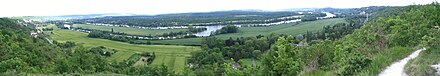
[
  {"x1": 356, "y1": 47, "x2": 413, "y2": 76},
  {"x1": 404, "y1": 47, "x2": 440, "y2": 76}
]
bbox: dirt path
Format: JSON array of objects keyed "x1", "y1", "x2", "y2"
[{"x1": 379, "y1": 48, "x2": 426, "y2": 76}]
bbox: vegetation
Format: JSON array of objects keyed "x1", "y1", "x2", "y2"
[
  {"x1": 0, "y1": 18, "x2": 176, "y2": 75},
  {"x1": 404, "y1": 3, "x2": 440, "y2": 76},
  {"x1": 2, "y1": 2, "x2": 439, "y2": 76},
  {"x1": 185, "y1": 3, "x2": 440, "y2": 76},
  {"x1": 50, "y1": 27, "x2": 200, "y2": 72},
  {"x1": 213, "y1": 25, "x2": 239, "y2": 35}
]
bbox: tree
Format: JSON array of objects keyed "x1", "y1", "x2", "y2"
[
  {"x1": 225, "y1": 37, "x2": 234, "y2": 46},
  {"x1": 261, "y1": 36, "x2": 303, "y2": 75},
  {"x1": 295, "y1": 34, "x2": 304, "y2": 41}
]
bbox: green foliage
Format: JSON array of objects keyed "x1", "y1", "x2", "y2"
[
  {"x1": 0, "y1": 18, "x2": 177, "y2": 75},
  {"x1": 333, "y1": 42, "x2": 371, "y2": 76},
  {"x1": 223, "y1": 61, "x2": 259, "y2": 76},
  {"x1": 261, "y1": 36, "x2": 303, "y2": 76},
  {"x1": 188, "y1": 51, "x2": 224, "y2": 66},
  {"x1": 215, "y1": 25, "x2": 239, "y2": 35},
  {"x1": 299, "y1": 41, "x2": 335, "y2": 70},
  {"x1": 123, "y1": 54, "x2": 142, "y2": 66},
  {"x1": 405, "y1": 46, "x2": 440, "y2": 76}
]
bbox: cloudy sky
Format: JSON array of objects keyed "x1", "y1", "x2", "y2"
[{"x1": 0, "y1": 0, "x2": 436, "y2": 17}]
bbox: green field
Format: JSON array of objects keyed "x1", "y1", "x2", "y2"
[
  {"x1": 73, "y1": 24, "x2": 188, "y2": 36},
  {"x1": 148, "y1": 38, "x2": 202, "y2": 46},
  {"x1": 50, "y1": 28, "x2": 200, "y2": 72}
]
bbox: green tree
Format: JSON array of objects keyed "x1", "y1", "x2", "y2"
[{"x1": 261, "y1": 36, "x2": 303, "y2": 76}]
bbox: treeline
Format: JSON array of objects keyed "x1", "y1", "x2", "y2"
[
  {"x1": 213, "y1": 25, "x2": 239, "y2": 35},
  {"x1": 0, "y1": 18, "x2": 177, "y2": 75},
  {"x1": 302, "y1": 22, "x2": 361, "y2": 43},
  {"x1": 301, "y1": 13, "x2": 327, "y2": 21},
  {"x1": 88, "y1": 30, "x2": 131, "y2": 42}
]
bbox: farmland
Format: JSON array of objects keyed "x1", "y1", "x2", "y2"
[
  {"x1": 73, "y1": 24, "x2": 187, "y2": 36},
  {"x1": 50, "y1": 28, "x2": 200, "y2": 72}
]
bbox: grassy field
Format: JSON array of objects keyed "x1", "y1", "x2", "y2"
[
  {"x1": 148, "y1": 38, "x2": 202, "y2": 46},
  {"x1": 50, "y1": 28, "x2": 200, "y2": 72},
  {"x1": 73, "y1": 24, "x2": 188, "y2": 36}
]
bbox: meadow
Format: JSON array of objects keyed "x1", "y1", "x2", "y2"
[{"x1": 50, "y1": 28, "x2": 200, "y2": 72}]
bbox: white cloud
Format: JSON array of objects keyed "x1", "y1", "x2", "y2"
[{"x1": 0, "y1": 0, "x2": 435, "y2": 17}]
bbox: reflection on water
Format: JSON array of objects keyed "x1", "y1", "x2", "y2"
[{"x1": 193, "y1": 25, "x2": 224, "y2": 36}]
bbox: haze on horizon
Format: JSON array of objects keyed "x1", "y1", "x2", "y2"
[{"x1": 0, "y1": 0, "x2": 436, "y2": 17}]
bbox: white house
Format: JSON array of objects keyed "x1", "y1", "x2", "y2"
[{"x1": 63, "y1": 24, "x2": 71, "y2": 29}]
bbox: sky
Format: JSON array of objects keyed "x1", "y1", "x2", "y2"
[{"x1": 0, "y1": 0, "x2": 436, "y2": 17}]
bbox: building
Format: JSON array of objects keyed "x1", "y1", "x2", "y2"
[
  {"x1": 30, "y1": 31, "x2": 38, "y2": 37},
  {"x1": 63, "y1": 24, "x2": 72, "y2": 29}
]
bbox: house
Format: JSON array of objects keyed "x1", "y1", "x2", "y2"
[
  {"x1": 30, "y1": 31, "x2": 38, "y2": 37},
  {"x1": 232, "y1": 62, "x2": 241, "y2": 70},
  {"x1": 63, "y1": 24, "x2": 71, "y2": 29}
]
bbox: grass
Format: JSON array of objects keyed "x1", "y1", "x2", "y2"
[
  {"x1": 404, "y1": 47, "x2": 440, "y2": 76},
  {"x1": 50, "y1": 28, "x2": 200, "y2": 72},
  {"x1": 356, "y1": 47, "x2": 413, "y2": 76},
  {"x1": 133, "y1": 57, "x2": 150, "y2": 66},
  {"x1": 148, "y1": 38, "x2": 202, "y2": 46},
  {"x1": 73, "y1": 24, "x2": 188, "y2": 36},
  {"x1": 108, "y1": 52, "x2": 136, "y2": 62},
  {"x1": 298, "y1": 47, "x2": 414, "y2": 76}
]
